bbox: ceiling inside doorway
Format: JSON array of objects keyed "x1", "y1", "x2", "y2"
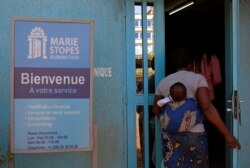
[{"x1": 165, "y1": 0, "x2": 224, "y2": 16}]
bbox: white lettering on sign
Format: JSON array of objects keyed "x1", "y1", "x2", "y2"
[
  {"x1": 21, "y1": 73, "x2": 85, "y2": 85},
  {"x1": 50, "y1": 37, "x2": 80, "y2": 55},
  {"x1": 94, "y1": 67, "x2": 112, "y2": 78}
]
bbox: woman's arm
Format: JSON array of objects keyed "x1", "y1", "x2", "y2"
[{"x1": 196, "y1": 87, "x2": 241, "y2": 149}]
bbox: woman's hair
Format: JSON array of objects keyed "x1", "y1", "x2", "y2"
[
  {"x1": 171, "y1": 47, "x2": 193, "y2": 70},
  {"x1": 193, "y1": 47, "x2": 214, "y2": 73}
]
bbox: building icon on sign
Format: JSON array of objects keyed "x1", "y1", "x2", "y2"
[{"x1": 28, "y1": 27, "x2": 47, "y2": 59}]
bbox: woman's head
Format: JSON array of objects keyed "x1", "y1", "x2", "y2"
[{"x1": 171, "y1": 47, "x2": 193, "y2": 71}]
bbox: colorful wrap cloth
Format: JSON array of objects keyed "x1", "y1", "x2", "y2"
[{"x1": 159, "y1": 98, "x2": 209, "y2": 168}]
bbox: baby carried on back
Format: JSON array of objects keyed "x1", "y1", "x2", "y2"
[{"x1": 158, "y1": 82, "x2": 204, "y2": 134}]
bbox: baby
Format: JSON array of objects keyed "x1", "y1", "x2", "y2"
[{"x1": 157, "y1": 82, "x2": 187, "y2": 107}]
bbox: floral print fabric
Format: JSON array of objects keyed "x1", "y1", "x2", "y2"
[{"x1": 160, "y1": 98, "x2": 209, "y2": 168}]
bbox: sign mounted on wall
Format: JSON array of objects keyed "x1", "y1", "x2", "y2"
[{"x1": 10, "y1": 18, "x2": 93, "y2": 153}]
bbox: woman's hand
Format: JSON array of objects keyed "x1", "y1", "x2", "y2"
[{"x1": 225, "y1": 133, "x2": 241, "y2": 149}]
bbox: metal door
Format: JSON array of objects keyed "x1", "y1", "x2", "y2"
[
  {"x1": 237, "y1": 1, "x2": 250, "y2": 166},
  {"x1": 225, "y1": 0, "x2": 250, "y2": 167},
  {"x1": 125, "y1": 0, "x2": 165, "y2": 167}
]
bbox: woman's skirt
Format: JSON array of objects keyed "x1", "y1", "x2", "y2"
[{"x1": 162, "y1": 131, "x2": 209, "y2": 168}]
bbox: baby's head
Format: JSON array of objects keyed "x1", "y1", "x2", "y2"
[{"x1": 170, "y1": 82, "x2": 187, "y2": 101}]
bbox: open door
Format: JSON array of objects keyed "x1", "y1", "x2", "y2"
[
  {"x1": 226, "y1": 0, "x2": 250, "y2": 167},
  {"x1": 125, "y1": 0, "x2": 165, "y2": 168}
]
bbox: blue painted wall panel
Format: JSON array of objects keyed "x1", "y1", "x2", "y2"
[{"x1": 0, "y1": 0, "x2": 125, "y2": 168}]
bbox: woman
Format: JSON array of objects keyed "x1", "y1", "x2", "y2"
[{"x1": 153, "y1": 48, "x2": 240, "y2": 168}]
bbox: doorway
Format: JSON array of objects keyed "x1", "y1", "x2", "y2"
[{"x1": 165, "y1": 0, "x2": 226, "y2": 168}]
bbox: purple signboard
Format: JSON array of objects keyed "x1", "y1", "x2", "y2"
[{"x1": 11, "y1": 18, "x2": 93, "y2": 153}]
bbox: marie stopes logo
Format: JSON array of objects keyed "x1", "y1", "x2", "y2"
[{"x1": 27, "y1": 27, "x2": 80, "y2": 60}]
